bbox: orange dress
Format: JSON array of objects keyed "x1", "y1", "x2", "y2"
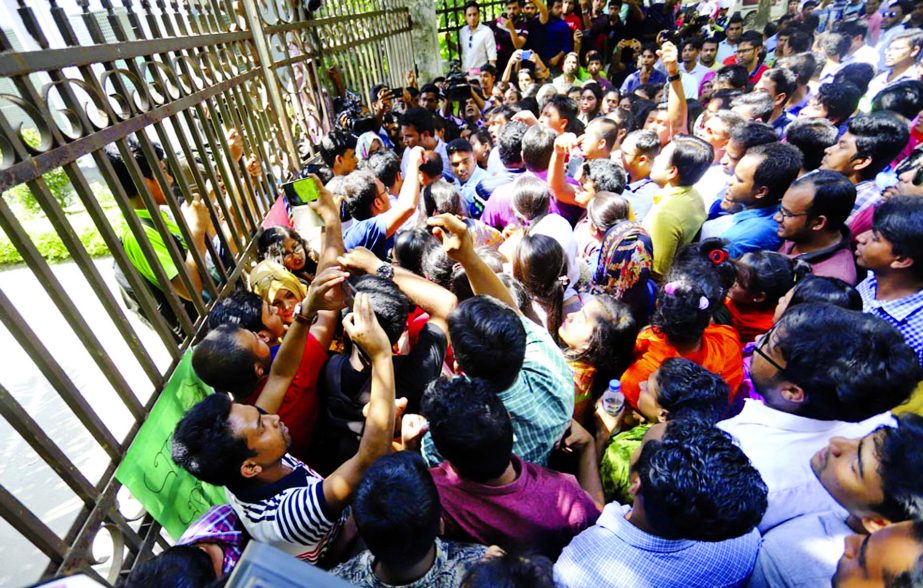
[
  {"x1": 620, "y1": 324, "x2": 744, "y2": 409},
  {"x1": 725, "y1": 296, "x2": 775, "y2": 345}
]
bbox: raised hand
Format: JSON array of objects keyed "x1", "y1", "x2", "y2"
[{"x1": 343, "y1": 292, "x2": 392, "y2": 359}]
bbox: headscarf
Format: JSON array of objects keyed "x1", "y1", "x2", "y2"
[
  {"x1": 250, "y1": 259, "x2": 307, "y2": 304},
  {"x1": 356, "y1": 132, "x2": 383, "y2": 161},
  {"x1": 593, "y1": 220, "x2": 654, "y2": 298}
]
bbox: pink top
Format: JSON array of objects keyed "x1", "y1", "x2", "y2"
[
  {"x1": 431, "y1": 454, "x2": 601, "y2": 558},
  {"x1": 778, "y1": 240, "x2": 858, "y2": 285}
]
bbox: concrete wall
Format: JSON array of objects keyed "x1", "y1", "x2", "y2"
[{"x1": 405, "y1": 0, "x2": 443, "y2": 82}]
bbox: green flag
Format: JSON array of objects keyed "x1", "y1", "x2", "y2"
[{"x1": 116, "y1": 349, "x2": 226, "y2": 539}]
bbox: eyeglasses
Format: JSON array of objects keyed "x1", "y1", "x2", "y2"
[
  {"x1": 895, "y1": 157, "x2": 923, "y2": 186},
  {"x1": 282, "y1": 242, "x2": 304, "y2": 263},
  {"x1": 753, "y1": 325, "x2": 788, "y2": 375},
  {"x1": 778, "y1": 206, "x2": 809, "y2": 219}
]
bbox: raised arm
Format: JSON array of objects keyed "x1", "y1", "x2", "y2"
[
  {"x1": 534, "y1": 0, "x2": 549, "y2": 24},
  {"x1": 502, "y1": 50, "x2": 523, "y2": 83},
  {"x1": 427, "y1": 213, "x2": 519, "y2": 311},
  {"x1": 548, "y1": 133, "x2": 581, "y2": 206},
  {"x1": 380, "y1": 146, "x2": 425, "y2": 236},
  {"x1": 254, "y1": 266, "x2": 348, "y2": 413},
  {"x1": 338, "y1": 246, "x2": 458, "y2": 334},
  {"x1": 505, "y1": 17, "x2": 527, "y2": 49},
  {"x1": 308, "y1": 177, "x2": 346, "y2": 349},
  {"x1": 322, "y1": 292, "x2": 396, "y2": 513},
  {"x1": 660, "y1": 41, "x2": 688, "y2": 137}
]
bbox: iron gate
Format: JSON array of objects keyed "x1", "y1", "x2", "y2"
[{"x1": 0, "y1": 0, "x2": 413, "y2": 584}]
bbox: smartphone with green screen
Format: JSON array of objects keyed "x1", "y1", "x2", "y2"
[{"x1": 282, "y1": 177, "x2": 321, "y2": 207}]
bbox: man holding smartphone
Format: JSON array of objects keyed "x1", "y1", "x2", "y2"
[{"x1": 460, "y1": 1, "x2": 497, "y2": 70}]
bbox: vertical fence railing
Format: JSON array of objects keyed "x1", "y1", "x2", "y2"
[{"x1": 0, "y1": 0, "x2": 413, "y2": 584}]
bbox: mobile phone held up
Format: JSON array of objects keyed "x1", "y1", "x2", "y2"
[
  {"x1": 282, "y1": 176, "x2": 321, "y2": 207},
  {"x1": 521, "y1": 49, "x2": 533, "y2": 61}
]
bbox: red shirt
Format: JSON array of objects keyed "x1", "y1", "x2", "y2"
[
  {"x1": 247, "y1": 334, "x2": 328, "y2": 461},
  {"x1": 721, "y1": 56, "x2": 770, "y2": 84}
]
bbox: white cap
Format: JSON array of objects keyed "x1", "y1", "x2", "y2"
[{"x1": 719, "y1": 0, "x2": 732, "y2": 8}]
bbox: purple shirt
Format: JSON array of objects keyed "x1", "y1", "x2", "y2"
[
  {"x1": 479, "y1": 170, "x2": 583, "y2": 230},
  {"x1": 177, "y1": 505, "x2": 246, "y2": 575},
  {"x1": 778, "y1": 240, "x2": 858, "y2": 285},
  {"x1": 431, "y1": 454, "x2": 601, "y2": 558}
]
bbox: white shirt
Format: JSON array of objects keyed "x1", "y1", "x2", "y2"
[
  {"x1": 718, "y1": 399, "x2": 894, "y2": 533},
  {"x1": 459, "y1": 23, "x2": 497, "y2": 71},
  {"x1": 716, "y1": 39, "x2": 738, "y2": 64},
  {"x1": 401, "y1": 137, "x2": 452, "y2": 179},
  {"x1": 843, "y1": 43, "x2": 880, "y2": 72},
  {"x1": 682, "y1": 61, "x2": 713, "y2": 85},
  {"x1": 693, "y1": 163, "x2": 731, "y2": 209},
  {"x1": 531, "y1": 213, "x2": 580, "y2": 301}
]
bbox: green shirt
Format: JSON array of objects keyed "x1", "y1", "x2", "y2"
[
  {"x1": 641, "y1": 185, "x2": 707, "y2": 280},
  {"x1": 121, "y1": 207, "x2": 184, "y2": 288},
  {"x1": 599, "y1": 423, "x2": 652, "y2": 504}
]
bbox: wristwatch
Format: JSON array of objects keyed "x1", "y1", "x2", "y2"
[
  {"x1": 293, "y1": 303, "x2": 312, "y2": 324},
  {"x1": 667, "y1": 73, "x2": 681, "y2": 82},
  {"x1": 376, "y1": 263, "x2": 394, "y2": 281}
]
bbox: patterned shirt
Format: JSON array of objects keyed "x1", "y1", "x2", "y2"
[
  {"x1": 554, "y1": 502, "x2": 762, "y2": 588},
  {"x1": 857, "y1": 272, "x2": 923, "y2": 364},
  {"x1": 846, "y1": 180, "x2": 881, "y2": 226},
  {"x1": 226, "y1": 454, "x2": 349, "y2": 564},
  {"x1": 422, "y1": 316, "x2": 575, "y2": 466},
  {"x1": 176, "y1": 505, "x2": 245, "y2": 576},
  {"x1": 332, "y1": 538, "x2": 486, "y2": 588}
]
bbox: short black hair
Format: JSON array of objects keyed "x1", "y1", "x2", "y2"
[
  {"x1": 342, "y1": 169, "x2": 380, "y2": 220},
  {"x1": 423, "y1": 179, "x2": 464, "y2": 217},
  {"x1": 624, "y1": 129, "x2": 661, "y2": 157},
  {"x1": 874, "y1": 196, "x2": 923, "y2": 280},
  {"x1": 778, "y1": 51, "x2": 817, "y2": 85},
  {"x1": 172, "y1": 393, "x2": 254, "y2": 487},
  {"x1": 393, "y1": 228, "x2": 439, "y2": 277},
  {"x1": 748, "y1": 142, "x2": 804, "y2": 204},
  {"x1": 871, "y1": 80, "x2": 923, "y2": 120},
  {"x1": 192, "y1": 324, "x2": 261, "y2": 400},
  {"x1": 446, "y1": 137, "x2": 474, "y2": 156},
  {"x1": 848, "y1": 112, "x2": 911, "y2": 180},
  {"x1": 788, "y1": 30, "x2": 813, "y2": 53},
  {"x1": 498, "y1": 120, "x2": 528, "y2": 167},
  {"x1": 715, "y1": 64, "x2": 750, "y2": 91},
  {"x1": 461, "y1": 553, "x2": 556, "y2": 588},
  {"x1": 521, "y1": 124, "x2": 557, "y2": 171},
  {"x1": 464, "y1": 0, "x2": 480, "y2": 10},
  {"x1": 353, "y1": 452, "x2": 441, "y2": 568},
  {"x1": 669, "y1": 135, "x2": 714, "y2": 186},
  {"x1": 369, "y1": 83, "x2": 389, "y2": 105},
  {"x1": 835, "y1": 18, "x2": 869, "y2": 40},
  {"x1": 318, "y1": 129, "x2": 358, "y2": 167},
  {"x1": 785, "y1": 275, "x2": 863, "y2": 313},
  {"x1": 822, "y1": 31, "x2": 852, "y2": 60},
  {"x1": 586, "y1": 117, "x2": 621, "y2": 151},
  {"x1": 875, "y1": 414, "x2": 923, "y2": 522},
  {"x1": 652, "y1": 273, "x2": 718, "y2": 347},
  {"x1": 815, "y1": 82, "x2": 862, "y2": 124},
  {"x1": 399, "y1": 107, "x2": 435, "y2": 136},
  {"x1": 739, "y1": 29, "x2": 764, "y2": 47},
  {"x1": 734, "y1": 250, "x2": 812, "y2": 309},
  {"x1": 633, "y1": 420, "x2": 768, "y2": 541},
  {"x1": 354, "y1": 274, "x2": 411, "y2": 345},
  {"x1": 761, "y1": 67, "x2": 798, "y2": 101},
  {"x1": 729, "y1": 121, "x2": 777, "y2": 150},
  {"x1": 104, "y1": 137, "x2": 165, "y2": 200},
  {"x1": 448, "y1": 296, "x2": 526, "y2": 390},
  {"x1": 364, "y1": 150, "x2": 402, "y2": 189},
  {"x1": 790, "y1": 169, "x2": 856, "y2": 229},
  {"x1": 422, "y1": 376, "x2": 513, "y2": 482},
  {"x1": 585, "y1": 159, "x2": 627, "y2": 193},
  {"x1": 832, "y1": 62, "x2": 876, "y2": 95},
  {"x1": 784, "y1": 118, "x2": 838, "y2": 171},
  {"x1": 732, "y1": 91, "x2": 775, "y2": 122},
  {"x1": 122, "y1": 545, "x2": 217, "y2": 587},
  {"x1": 773, "y1": 303, "x2": 922, "y2": 421},
  {"x1": 208, "y1": 289, "x2": 264, "y2": 333},
  {"x1": 542, "y1": 94, "x2": 581, "y2": 134},
  {"x1": 655, "y1": 358, "x2": 730, "y2": 423}
]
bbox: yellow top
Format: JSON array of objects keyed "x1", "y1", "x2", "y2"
[{"x1": 642, "y1": 185, "x2": 707, "y2": 280}]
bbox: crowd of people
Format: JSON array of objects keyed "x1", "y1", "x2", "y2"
[{"x1": 109, "y1": 0, "x2": 923, "y2": 585}]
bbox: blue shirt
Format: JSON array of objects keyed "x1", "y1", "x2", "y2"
[
  {"x1": 620, "y1": 69, "x2": 667, "y2": 95},
  {"x1": 720, "y1": 205, "x2": 782, "y2": 259},
  {"x1": 343, "y1": 215, "x2": 393, "y2": 260},
  {"x1": 453, "y1": 165, "x2": 489, "y2": 218},
  {"x1": 554, "y1": 502, "x2": 762, "y2": 588},
  {"x1": 857, "y1": 272, "x2": 923, "y2": 364}
]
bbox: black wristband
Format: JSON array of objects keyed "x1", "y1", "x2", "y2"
[{"x1": 667, "y1": 73, "x2": 681, "y2": 82}]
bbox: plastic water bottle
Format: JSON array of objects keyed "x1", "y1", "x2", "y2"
[{"x1": 601, "y1": 379, "x2": 626, "y2": 417}]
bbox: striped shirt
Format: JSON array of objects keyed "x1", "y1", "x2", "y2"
[
  {"x1": 226, "y1": 454, "x2": 348, "y2": 564},
  {"x1": 858, "y1": 272, "x2": 923, "y2": 364}
]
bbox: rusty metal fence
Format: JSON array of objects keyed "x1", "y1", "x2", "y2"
[{"x1": 0, "y1": 0, "x2": 412, "y2": 584}]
